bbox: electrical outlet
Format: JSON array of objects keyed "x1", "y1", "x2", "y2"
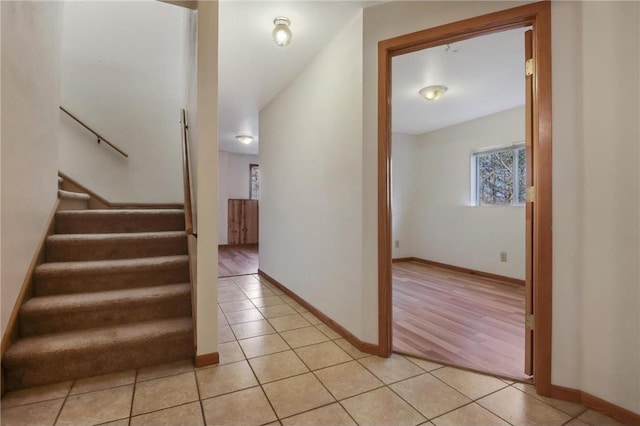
[
  {"x1": 395, "y1": 240, "x2": 400, "y2": 248},
  {"x1": 500, "y1": 252, "x2": 507, "y2": 262}
]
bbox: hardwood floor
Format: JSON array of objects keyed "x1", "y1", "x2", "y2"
[
  {"x1": 392, "y1": 261, "x2": 528, "y2": 380},
  {"x1": 218, "y1": 244, "x2": 258, "y2": 277}
]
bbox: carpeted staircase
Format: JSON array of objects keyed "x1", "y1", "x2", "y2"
[{"x1": 2, "y1": 178, "x2": 194, "y2": 391}]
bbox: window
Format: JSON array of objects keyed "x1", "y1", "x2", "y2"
[
  {"x1": 250, "y1": 164, "x2": 260, "y2": 200},
  {"x1": 472, "y1": 143, "x2": 526, "y2": 206}
]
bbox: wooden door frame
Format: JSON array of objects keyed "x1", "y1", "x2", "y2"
[{"x1": 377, "y1": 1, "x2": 552, "y2": 395}]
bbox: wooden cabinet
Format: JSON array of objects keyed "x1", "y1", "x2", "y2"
[{"x1": 228, "y1": 199, "x2": 258, "y2": 244}]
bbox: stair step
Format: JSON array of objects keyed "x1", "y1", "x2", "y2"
[
  {"x1": 58, "y1": 189, "x2": 90, "y2": 201},
  {"x1": 34, "y1": 255, "x2": 189, "y2": 296},
  {"x1": 58, "y1": 189, "x2": 90, "y2": 211},
  {"x1": 46, "y1": 231, "x2": 188, "y2": 262},
  {"x1": 55, "y1": 209, "x2": 186, "y2": 234},
  {"x1": 3, "y1": 317, "x2": 194, "y2": 390},
  {"x1": 20, "y1": 284, "x2": 191, "y2": 336}
]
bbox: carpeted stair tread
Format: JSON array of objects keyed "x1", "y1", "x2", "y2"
[
  {"x1": 47, "y1": 230, "x2": 187, "y2": 244},
  {"x1": 3, "y1": 318, "x2": 194, "y2": 390},
  {"x1": 46, "y1": 231, "x2": 188, "y2": 262},
  {"x1": 57, "y1": 189, "x2": 90, "y2": 200},
  {"x1": 22, "y1": 282, "x2": 190, "y2": 313},
  {"x1": 56, "y1": 209, "x2": 185, "y2": 234},
  {"x1": 20, "y1": 284, "x2": 191, "y2": 336},
  {"x1": 34, "y1": 255, "x2": 189, "y2": 296},
  {"x1": 35, "y1": 255, "x2": 188, "y2": 276},
  {"x1": 58, "y1": 208, "x2": 184, "y2": 215},
  {"x1": 4, "y1": 317, "x2": 192, "y2": 360},
  {"x1": 57, "y1": 189, "x2": 91, "y2": 211}
]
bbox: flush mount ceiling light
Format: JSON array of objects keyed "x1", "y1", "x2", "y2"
[
  {"x1": 272, "y1": 17, "x2": 292, "y2": 47},
  {"x1": 235, "y1": 135, "x2": 254, "y2": 144},
  {"x1": 419, "y1": 85, "x2": 448, "y2": 101}
]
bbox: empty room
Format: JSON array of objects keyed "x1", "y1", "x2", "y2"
[{"x1": 391, "y1": 27, "x2": 531, "y2": 380}]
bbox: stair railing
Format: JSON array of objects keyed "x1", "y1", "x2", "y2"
[
  {"x1": 59, "y1": 106, "x2": 129, "y2": 158},
  {"x1": 180, "y1": 108, "x2": 197, "y2": 352},
  {"x1": 180, "y1": 109, "x2": 196, "y2": 235}
]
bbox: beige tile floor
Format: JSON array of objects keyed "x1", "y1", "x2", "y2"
[{"x1": 1, "y1": 274, "x2": 626, "y2": 426}]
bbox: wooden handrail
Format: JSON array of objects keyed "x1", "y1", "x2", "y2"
[
  {"x1": 180, "y1": 109, "x2": 197, "y2": 355},
  {"x1": 180, "y1": 109, "x2": 195, "y2": 235},
  {"x1": 60, "y1": 106, "x2": 129, "y2": 158}
]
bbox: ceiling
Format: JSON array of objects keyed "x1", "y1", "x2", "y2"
[
  {"x1": 392, "y1": 27, "x2": 527, "y2": 135},
  {"x1": 218, "y1": 1, "x2": 375, "y2": 155},
  {"x1": 218, "y1": 5, "x2": 526, "y2": 154}
]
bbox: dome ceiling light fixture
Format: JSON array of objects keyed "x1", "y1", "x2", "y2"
[
  {"x1": 235, "y1": 135, "x2": 254, "y2": 144},
  {"x1": 419, "y1": 85, "x2": 448, "y2": 101},
  {"x1": 272, "y1": 17, "x2": 292, "y2": 47}
]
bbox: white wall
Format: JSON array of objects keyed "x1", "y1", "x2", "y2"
[
  {"x1": 183, "y1": 7, "x2": 198, "y2": 228},
  {"x1": 576, "y1": 1, "x2": 639, "y2": 413},
  {"x1": 259, "y1": 13, "x2": 365, "y2": 339},
  {"x1": 364, "y1": 0, "x2": 639, "y2": 414},
  {"x1": 59, "y1": 1, "x2": 190, "y2": 204},
  {"x1": 391, "y1": 133, "x2": 417, "y2": 259},
  {"x1": 1, "y1": 1, "x2": 63, "y2": 335},
  {"x1": 195, "y1": 0, "x2": 219, "y2": 358},
  {"x1": 550, "y1": 1, "x2": 584, "y2": 390},
  {"x1": 393, "y1": 107, "x2": 526, "y2": 280},
  {"x1": 218, "y1": 151, "x2": 259, "y2": 244}
]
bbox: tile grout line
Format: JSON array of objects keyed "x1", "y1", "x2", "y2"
[
  {"x1": 239, "y1": 327, "x2": 330, "y2": 350},
  {"x1": 52, "y1": 378, "x2": 75, "y2": 425},
  {"x1": 351, "y1": 357, "x2": 429, "y2": 424},
  {"x1": 64, "y1": 374, "x2": 137, "y2": 398},
  {"x1": 420, "y1": 368, "x2": 524, "y2": 424},
  {"x1": 508, "y1": 385, "x2": 584, "y2": 419},
  {"x1": 127, "y1": 368, "x2": 139, "y2": 425},
  {"x1": 400, "y1": 349, "x2": 532, "y2": 384},
  {"x1": 508, "y1": 382, "x2": 589, "y2": 418},
  {"x1": 230, "y1": 323, "x2": 283, "y2": 425},
  {"x1": 135, "y1": 365, "x2": 194, "y2": 384},
  {"x1": 125, "y1": 400, "x2": 200, "y2": 423},
  {"x1": 429, "y1": 366, "x2": 505, "y2": 399},
  {"x1": 128, "y1": 370, "x2": 202, "y2": 420},
  {"x1": 0, "y1": 385, "x2": 73, "y2": 410},
  {"x1": 192, "y1": 359, "x2": 209, "y2": 425},
  {"x1": 293, "y1": 336, "x2": 359, "y2": 425},
  {"x1": 353, "y1": 355, "x2": 425, "y2": 387},
  {"x1": 268, "y1": 321, "x2": 362, "y2": 426}
]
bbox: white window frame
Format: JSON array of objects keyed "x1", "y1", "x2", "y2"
[{"x1": 470, "y1": 141, "x2": 526, "y2": 207}]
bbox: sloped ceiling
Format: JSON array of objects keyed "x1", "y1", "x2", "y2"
[
  {"x1": 218, "y1": 1, "x2": 374, "y2": 155},
  {"x1": 219, "y1": 4, "x2": 526, "y2": 154}
]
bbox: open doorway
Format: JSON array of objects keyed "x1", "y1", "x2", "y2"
[
  {"x1": 217, "y1": 154, "x2": 260, "y2": 277},
  {"x1": 390, "y1": 27, "x2": 530, "y2": 380},
  {"x1": 378, "y1": 2, "x2": 553, "y2": 391}
]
